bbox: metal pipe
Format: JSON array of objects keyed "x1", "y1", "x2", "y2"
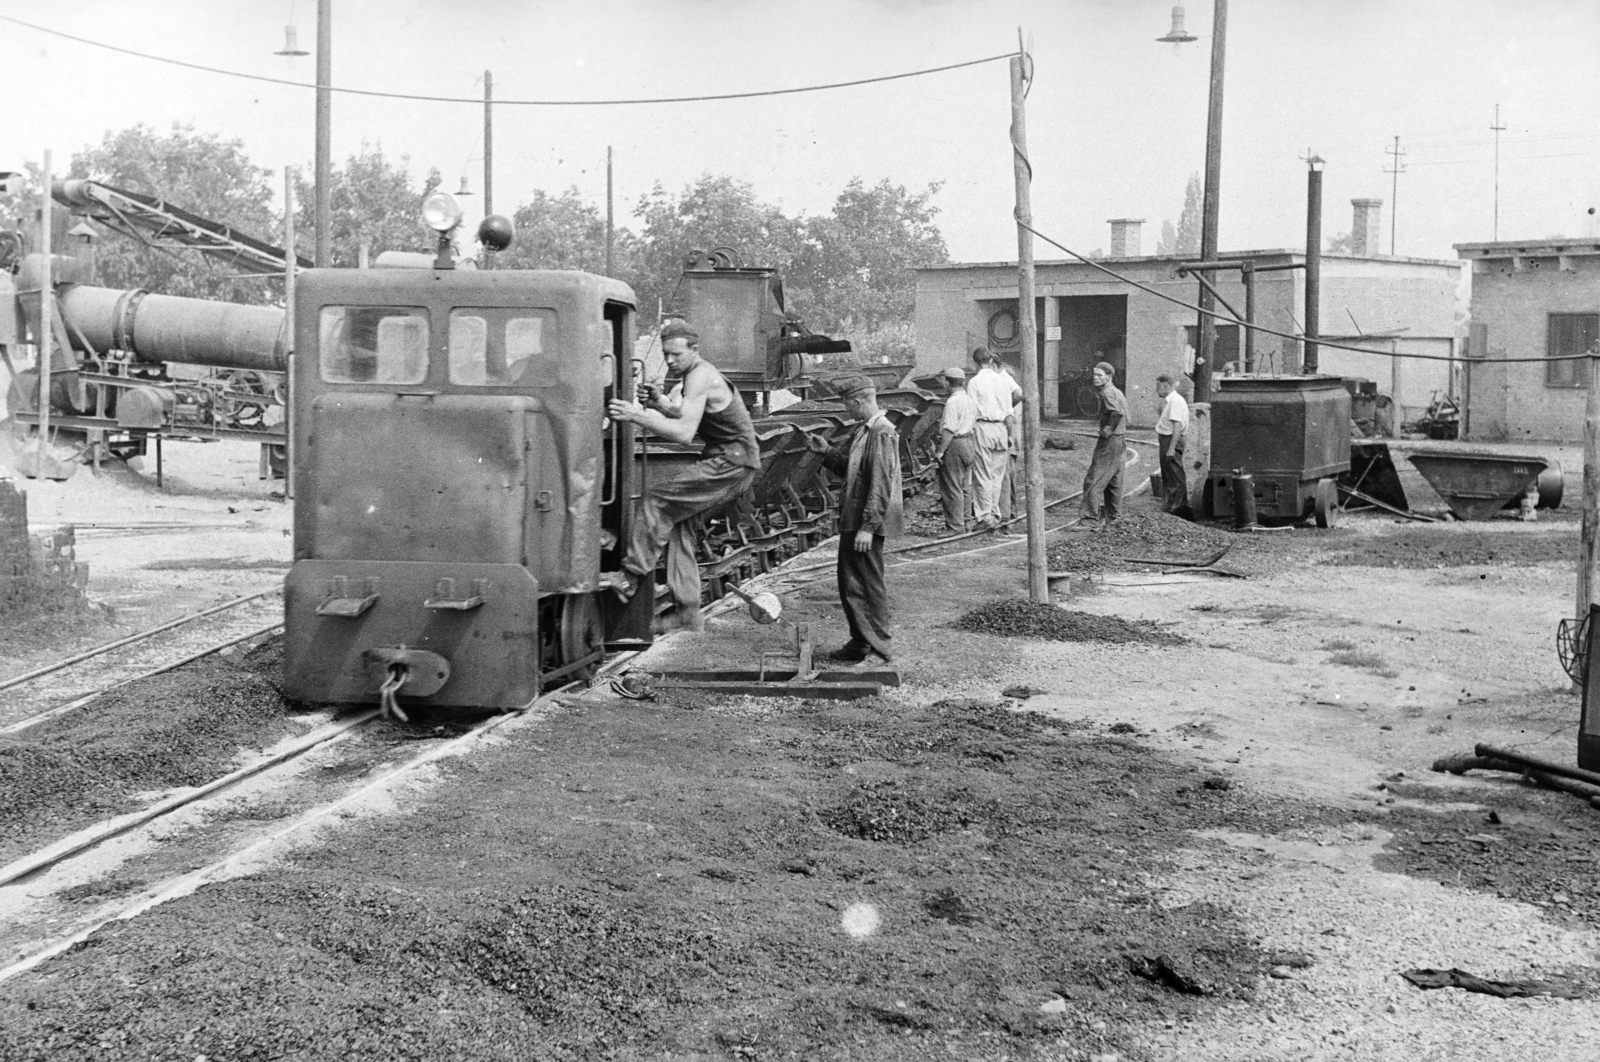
[
  {"x1": 1242, "y1": 260, "x2": 1256, "y2": 373},
  {"x1": 606, "y1": 146, "x2": 614, "y2": 278},
  {"x1": 1180, "y1": 270, "x2": 1245, "y2": 326},
  {"x1": 1305, "y1": 161, "x2": 1323, "y2": 374},
  {"x1": 314, "y1": 0, "x2": 332, "y2": 268},
  {"x1": 284, "y1": 167, "x2": 297, "y2": 501},
  {"x1": 38, "y1": 150, "x2": 52, "y2": 447},
  {"x1": 1176, "y1": 258, "x2": 1305, "y2": 274},
  {"x1": 1194, "y1": 0, "x2": 1228, "y2": 403}
]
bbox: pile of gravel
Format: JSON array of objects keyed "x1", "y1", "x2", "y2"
[
  {"x1": 1046, "y1": 510, "x2": 1241, "y2": 573},
  {"x1": 952, "y1": 599, "x2": 1184, "y2": 646}
]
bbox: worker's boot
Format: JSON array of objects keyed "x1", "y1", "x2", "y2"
[{"x1": 599, "y1": 570, "x2": 639, "y2": 603}]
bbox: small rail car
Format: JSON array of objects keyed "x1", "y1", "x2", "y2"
[{"x1": 283, "y1": 196, "x2": 653, "y2": 710}]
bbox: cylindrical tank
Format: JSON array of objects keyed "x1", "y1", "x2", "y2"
[{"x1": 16, "y1": 253, "x2": 286, "y2": 372}]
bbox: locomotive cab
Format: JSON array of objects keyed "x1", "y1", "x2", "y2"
[{"x1": 283, "y1": 262, "x2": 644, "y2": 710}]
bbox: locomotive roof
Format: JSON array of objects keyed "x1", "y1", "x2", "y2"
[{"x1": 298, "y1": 266, "x2": 638, "y2": 310}]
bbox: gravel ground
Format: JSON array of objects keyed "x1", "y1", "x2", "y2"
[
  {"x1": 0, "y1": 695, "x2": 1327, "y2": 1061},
  {"x1": 0, "y1": 642, "x2": 298, "y2": 862},
  {"x1": 1317, "y1": 526, "x2": 1577, "y2": 568},
  {"x1": 1046, "y1": 511, "x2": 1262, "y2": 575}
]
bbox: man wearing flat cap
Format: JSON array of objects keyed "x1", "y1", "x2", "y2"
[
  {"x1": 806, "y1": 374, "x2": 903, "y2": 663},
  {"x1": 935, "y1": 367, "x2": 978, "y2": 532},
  {"x1": 1079, "y1": 360, "x2": 1128, "y2": 530}
]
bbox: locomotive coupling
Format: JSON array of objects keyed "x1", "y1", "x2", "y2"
[{"x1": 364, "y1": 647, "x2": 451, "y2": 721}]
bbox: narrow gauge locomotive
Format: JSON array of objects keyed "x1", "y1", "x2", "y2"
[{"x1": 282, "y1": 193, "x2": 654, "y2": 710}]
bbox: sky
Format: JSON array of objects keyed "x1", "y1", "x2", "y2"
[{"x1": 3, "y1": 0, "x2": 1599, "y2": 267}]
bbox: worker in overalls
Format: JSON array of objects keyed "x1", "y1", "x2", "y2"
[{"x1": 604, "y1": 321, "x2": 761, "y2": 631}]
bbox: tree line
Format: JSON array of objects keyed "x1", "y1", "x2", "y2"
[{"x1": 2, "y1": 124, "x2": 948, "y2": 350}]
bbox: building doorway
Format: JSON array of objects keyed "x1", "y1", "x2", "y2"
[{"x1": 1059, "y1": 295, "x2": 1128, "y2": 418}]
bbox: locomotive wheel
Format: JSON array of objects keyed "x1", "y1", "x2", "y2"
[
  {"x1": 559, "y1": 592, "x2": 605, "y2": 681},
  {"x1": 1313, "y1": 477, "x2": 1338, "y2": 528}
]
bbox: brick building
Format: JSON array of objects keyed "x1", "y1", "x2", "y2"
[
  {"x1": 914, "y1": 202, "x2": 1461, "y2": 428},
  {"x1": 1454, "y1": 238, "x2": 1600, "y2": 442}
]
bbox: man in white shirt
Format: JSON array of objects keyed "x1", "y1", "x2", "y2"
[
  {"x1": 1155, "y1": 373, "x2": 1193, "y2": 518},
  {"x1": 965, "y1": 347, "x2": 1023, "y2": 529}
]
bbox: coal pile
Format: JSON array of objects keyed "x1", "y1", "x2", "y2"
[
  {"x1": 1046, "y1": 510, "x2": 1240, "y2": 573},
  {"x1": 952, "y1": 599, "x2": 1185, "y2": 646}
]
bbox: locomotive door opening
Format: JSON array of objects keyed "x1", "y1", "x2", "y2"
[{"x1": 600, "y1": 300, "x2": 655, "y2": 644}]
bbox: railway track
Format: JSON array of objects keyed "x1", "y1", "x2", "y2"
[
  {"x1": 0, "y1": 650, "x2": 638, "y2": 984},
  {"x1": 0, "y1": 590, "x2": 284, "y2": 734}
]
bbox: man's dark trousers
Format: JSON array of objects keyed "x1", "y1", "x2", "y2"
[
  {"x1": 937, "y1": 435, "x2": 977, "y2": 530},
  {"x1": 1080, "y1": 435, "x2": 1125, "y2": 523},
  {"x1": 1158, "y1": 435, "x2": 1193, "y2": 517},
  {"x1": 837, "y1": 534, "x2": 891, "y2": 661}
]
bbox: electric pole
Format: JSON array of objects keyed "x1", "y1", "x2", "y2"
[
  {"x1": 1384, "y1": 135, "x2": 1405, "y2": 255},
  {"x1": 483, "y1": 70, "x2": 493, "y2": 216},
  {"x1": 1491, "y1": 104, "x2": 1505, "y2": 240}
]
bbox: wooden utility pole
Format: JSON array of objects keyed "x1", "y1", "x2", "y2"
[
  {"x1": 1579, "y1": 341, "x2": 1600, "y2": 624},
  {"x1": 1193, "y1": 0, "x2": 1227, "y2": 402},
  {"x1": 483, "y1": 70, "x2": 493, "y2": 216},
  {"x1": 284, "y1": 168, "x2": 297, "y2": 502},
  {"x1": 314, "y1": 0, "x2": 332, "y2": 268},
  {"x1": 1010, "y1": 41, "x2": 1048, "y2": 604},
  {"x1": 37, "y1": 149, "x2": 52, "y2": 454},
  {"x1": 606, "y1": 146, "x2": 614, "y2": 277}
]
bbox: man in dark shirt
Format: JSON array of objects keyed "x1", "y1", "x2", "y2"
[
  {"x1": 605, "y1": 321, "x2": 760, "y2": 631},
  {"x1": 1079, "y1": 361, "x2": 1127, "y2": 530},
  {"x1": 806, "y1": 374, "x2": 904, "y2": 663}
]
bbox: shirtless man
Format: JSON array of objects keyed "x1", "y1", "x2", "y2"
[{"x1": 603, "y1": 321, "x2": 760, "y2": 631}]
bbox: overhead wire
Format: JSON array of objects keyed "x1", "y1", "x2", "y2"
[
  {"x1": 0, "y1": 15, "x2": 1013, "y2": 106},
  {"x1": 1017, "y1": 221, "x2": 1592, "y2": 366}
]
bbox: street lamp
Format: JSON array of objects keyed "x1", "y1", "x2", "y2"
[{"x1": 1160, "y1": 1, "x2": 1226, "y2": 402}]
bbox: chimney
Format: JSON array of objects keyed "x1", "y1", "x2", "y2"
[
  {"x1": 1350, "y1": 199, "x2": 1383, "y2": 256},
  {"x1": 1108, "y1": 218, "x2": 1144, "y2": 257}
]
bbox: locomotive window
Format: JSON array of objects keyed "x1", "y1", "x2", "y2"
[
  {"x1": 319, "y1": 306, "x2": 429, "y2": 384},
  {"x1": 448, "y1": 309, "x2": 558, "y2": 386}
]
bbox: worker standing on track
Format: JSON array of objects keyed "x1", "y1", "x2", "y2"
[
  {"x1": 1155, "y1": 373, "x2": 1193, "y2": 519},
  {"x1": 935, "y1": 367, "x2": 978, "y2": 531},
  {"x1": 966, "y1": 347, "x2": 1023, "y2": 531},
  {"x1": 806, "y1": 374, "x2": 903, "y2": 664},
  {"x1": 603, "y1": 321, "x2": 761, "y2": 632},
  {"x1": 1078, "y1": 361, "x2": 1127, "y2": 531}
]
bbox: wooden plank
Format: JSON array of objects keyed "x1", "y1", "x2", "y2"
[{"x1": 651, "y1": 679, "x2": 884, "y2": 700}]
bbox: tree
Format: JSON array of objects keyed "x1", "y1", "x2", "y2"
[
  {"x1": 293, "y1": 144, "x2": 440, "y2": 268},
  {"x1": 1174, "y1": 172, "x2": 1202, "y2": 256},
  {"x1": 791, "y1": 178, "x2": 949, "y2": 333},
  {"x1": 1155, "y1": 219, "x2": 1179, "y2": 257},
  {"x1": 67, "y1": 123, "x2": 279, "y2": 303},
  {"x1": 498, "y1": 187, "x2": 644, "y2": 289},
  {"x1": 632, "y1": 174, "x2": 803, "y2": 317},
  {"x1": 1326, "y1": 231, "x2": 1353, "y2": 254}
]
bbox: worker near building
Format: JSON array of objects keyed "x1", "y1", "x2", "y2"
[
  {"x1": 1155, "y1": 373, "x2": 1193, "y2": 518},
  {"x1": 935, "y1": 367, "x2": 978, "y2": 531},
  {"x1": 603, "y1": 321, "x2": 761, "y2": 631},
  {"x1": 1079, "y1": 361, "x2": 1128, "y2": 530},
  {"x1": 805, "y1": 374, "x2": 903, "y2": 663},
  {"x1": 967, "y1": 347, "x2": 1023, "y2": 530}
]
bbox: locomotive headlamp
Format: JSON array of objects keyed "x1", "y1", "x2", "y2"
[{"x1": 421, "y1": 191, "x2": 463, "y2": 233}]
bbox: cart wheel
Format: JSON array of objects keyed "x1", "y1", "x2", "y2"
[
  {"x1": 560, "y1": 592, "x2": 606, "y2": 681},
  {"x1": 1314, "y1": 478, "x2": 1338, "y2": 528}
]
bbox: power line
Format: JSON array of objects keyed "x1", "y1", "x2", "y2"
[
  {"x1": 1016, "y1": 220, "x2": 1589, "y2": 365},
  {"x1": 0, "y1": 14, "x2": 1012, "y2": 106},
  {"x1": 1408, "y1": 149, "x2": 1596, "y2": 167}
]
